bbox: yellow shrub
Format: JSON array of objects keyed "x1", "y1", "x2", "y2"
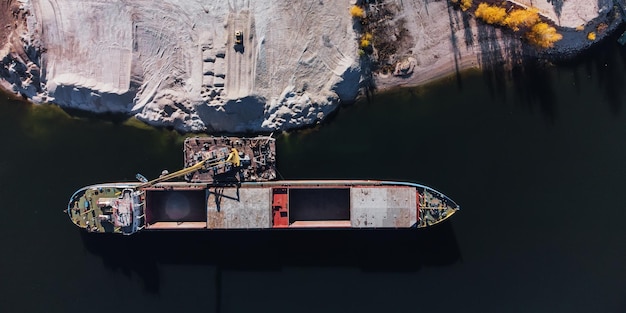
[
  {"x1": 350, "y1": 5, "x2": 366, "y2": 18},
  {"x1": 587, "y1": 32, "x2": 596, "y2": 40},
  {"x1": 360, "y1": 33, "x2": 373, "y2": 48},
  {"x1": 475, "y1": 3, "x2": 506, "y2": 25},
  {"x1": 504, "y1": 8, "x2": 540, "y2": 31},
  {"x1": 461, "y1": 0, "x2": 473, "y2": 11},
  {"x1": 526, "y1": 22, "x2": 563, "y2": 48}
]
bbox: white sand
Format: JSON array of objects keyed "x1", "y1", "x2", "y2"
[
  {"x1": 373, "y1": 0, "x2": 619, "y2": 92},
  {"x1": 0, "y1": 0, "x2": 620, "y2": 132}
]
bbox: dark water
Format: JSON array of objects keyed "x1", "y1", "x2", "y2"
[{"x1": 2, "y1": 40, "x2": 626, "y2": 312}]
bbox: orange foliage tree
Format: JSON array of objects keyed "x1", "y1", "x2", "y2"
[
  {"x1": 350, "y1": 5, "x2": 366, "y2": 19},
  {"x1": 474, "y1": 3, "x2": 506, "y2": 25},
  {"x1": 587, "y1": 32, "x2": 596, "y2": 41},
  {"x1": 526, "y1": 22, "x2": 563, "y2": 48},
  {"x1": 472, "y1": 3, "x2": 562, "y2": 49},
  {"x1": 360, "y1": 32, "x2": 373, "y2": 48},
  {"x1": 450, "y1": 0, "x2": 473, "y2": 11},
  {"x1": 504, "y1": 8, "x2": 540, "y2": 31},
  {"x1": 460, "y1": 0, "x2": 473, "y2": 11}
]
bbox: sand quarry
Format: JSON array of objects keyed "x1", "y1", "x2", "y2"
[{"x1": 0, "y1": 0, "x2": 620, "y2": 132}]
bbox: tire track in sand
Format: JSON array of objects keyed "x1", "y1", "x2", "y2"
[{"x1": 225, "y1": 5, "x2": 256, "y2": 99}]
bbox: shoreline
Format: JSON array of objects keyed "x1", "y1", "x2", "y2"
[
  {"x1": 369, "y1": 0, "x2": 624, "y2": 95},
  {"x1": 0, "y1": 0, "x2": 623, "y2": 134}
]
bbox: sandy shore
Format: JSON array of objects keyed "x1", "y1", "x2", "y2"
[
  {"x1": 372, "y1": 0, "x2": 620, "y2": 92},
  {"x1": 0, "y1": 0, "x2": 622, "y2": 133}
]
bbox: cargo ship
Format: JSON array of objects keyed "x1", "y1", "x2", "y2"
[{"x1": 66, "y1": 136, "x2": 459, "y2": 234}]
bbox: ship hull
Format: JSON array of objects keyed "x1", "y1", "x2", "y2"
[{"x1": 67, "y1": 180, "x2": 459, "y2": 234}]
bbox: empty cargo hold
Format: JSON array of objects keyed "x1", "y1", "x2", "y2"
[
  {"x1": 288, "y1": 188, "x2": 351, "y2": 224},
  {"x1": 145, "y1": 189, "x2": 207, "y2": 229}
]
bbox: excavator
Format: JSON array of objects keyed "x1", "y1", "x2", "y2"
[{"x1": 135, "y1": 148, "x2": 241, "y2": 189}]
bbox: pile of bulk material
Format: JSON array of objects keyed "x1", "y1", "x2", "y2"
[
  {"x1": 0, "y1": 0, "x2": 361, "y2": 132},
  {"x1": 0, "y1": 0, "x2": 619, "y2": 132}
]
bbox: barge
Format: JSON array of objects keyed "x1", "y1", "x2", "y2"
[
  {"x1": 66, "y1": 136, "x2": 459, "y2": 234},
  {"x1": 182, "y1": 136, "x2": 276, "y2": 183},
  {"x1": 67, "y1": 180, "x2": 459, "y2": 234}
]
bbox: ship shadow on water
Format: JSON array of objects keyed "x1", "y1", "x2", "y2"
[{"x1": 80, "y1": 220, "x2": 461, "y2": 294}]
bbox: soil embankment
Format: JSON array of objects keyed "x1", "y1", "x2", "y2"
[{"x1": 0, "y1": 0, "x2": 621, "y2": 133}]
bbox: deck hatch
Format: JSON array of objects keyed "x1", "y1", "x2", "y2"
[
  {"x1": 145, "y1": 190, "x2": 207, "y2": 225},
  {"x1": 288, "y1": 188, "x2": 351, "y2": 223}
]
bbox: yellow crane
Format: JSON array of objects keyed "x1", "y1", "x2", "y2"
[{"x1": 136, "y1": 148, "x2": 240, "y2": 188}]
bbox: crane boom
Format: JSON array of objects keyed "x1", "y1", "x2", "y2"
[{"x1": 137, "y1": 148, "x2": 240, "y2": 188}]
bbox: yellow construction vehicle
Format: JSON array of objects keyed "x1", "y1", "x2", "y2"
[{"x1": 235, "y1": 30, "x2": 243, "y2": 44}]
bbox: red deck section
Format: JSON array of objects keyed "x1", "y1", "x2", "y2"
[
  {"x1": 416, "y1": 191, "x2": 421, "y2": 222},
  {"x1": 272, "y1": 188, "x2": 289, "y2": 228}
]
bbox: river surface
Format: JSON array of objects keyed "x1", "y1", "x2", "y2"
[{"x1": 1, "y1": 40, "x2": 626, "y2": 312}]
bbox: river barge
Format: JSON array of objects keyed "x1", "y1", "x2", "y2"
[
  {"x1": 67, "y1": 180, "x2": 459, "y2": 234},
  {"x1": 182, "y1": 136, "x2": 276, "y2": 183},
  {"x1": 66, "y1": 136, "x2": 459, "y2": 234}
]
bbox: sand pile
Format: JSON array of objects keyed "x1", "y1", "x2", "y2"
[
  {"x1": 0, "y1": 0, "x2": 621, "y2": 132},
  {"x1": 1, "y1": 0, "x2": 361, "y2": 132}
]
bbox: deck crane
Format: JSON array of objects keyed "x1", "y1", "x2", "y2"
[{"x1": 136, "y1": 148, "x2": 241, "y2": 189}]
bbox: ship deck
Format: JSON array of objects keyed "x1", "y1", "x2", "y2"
[
  {"x1": 142, "y1": 183, "x2": 428, "y2": 229},
  {"x1": 68, "y1": 185, "x2": 141, "y2": 234},
  {"x1": 69, "y1": 180, "x2": 459, "y2": 233}
]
